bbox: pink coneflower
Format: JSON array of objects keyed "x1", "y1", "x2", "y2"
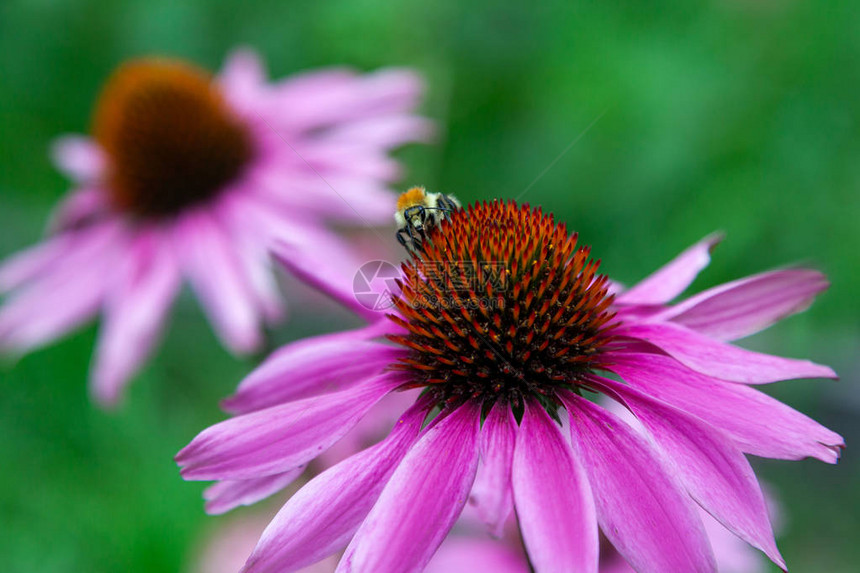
[
  {"x1": 177, "y1": 200, "x2": 843, "y2": 572},
  {"x1": 0, "y1": 49, "x2": 431, "y2": 406}
]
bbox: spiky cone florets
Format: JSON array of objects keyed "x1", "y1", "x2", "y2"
[{"x1": 388, "y1": 200, "x2": 618, "y2": 411}]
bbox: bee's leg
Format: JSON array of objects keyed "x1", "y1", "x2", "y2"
[
  {"x1": 396, "y1": 227, "x2": 419, "y2": 256},
  {"x1": 407, "y1": 225, "x2": 424, "y2": 254},
  {"x1": 396, "y1": 229, "x2": 410, "y2": 250}
]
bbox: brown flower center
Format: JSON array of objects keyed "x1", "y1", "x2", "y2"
[
  {"x1": 388, "y1": 200, "x2": 617, "y2": 410},
  {"x1": 92, "y1": 58, "x2": 254, "y2": 217}
]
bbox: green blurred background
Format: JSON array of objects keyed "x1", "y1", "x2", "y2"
[{"x1": 1, "y1": 0, "x2": 857, "y2": 571}]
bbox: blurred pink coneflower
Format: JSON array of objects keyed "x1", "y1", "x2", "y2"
[{"x1": 0, "y1": 49, "x2": 432, "y2": 406}]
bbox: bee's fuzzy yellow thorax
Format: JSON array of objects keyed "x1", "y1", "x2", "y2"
[{"x1": 397, "y1": 187, "x2": 427, "y2": 211}]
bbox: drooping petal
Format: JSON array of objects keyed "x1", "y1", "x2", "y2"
[
  {"x1": 203, "y1": 465, "x2": 306, "y2": 515},
  {"x1": 49, "y1": 135, "x2": 106, "y2": 183},
  {"x1": 232, "y1": 238, "x2": 284, "y2": 325},
  {"x1": 470, "y1": 401, "x2": 517, "y2": 538},
  {"x1": 0, "y1": 269, "x2": 105, "y2": 353},
  {"x1": 211, "y1": 191, "x2": 310, "y2": 324},
  {"x1": 0, "y1": 222, "x2": 124, "y2": 353},
  {"x1": 176, "y1": 372, "x2": 404, "y2": 481},
  {"x1": 512, "y1": 400, "x2": 598, "y2": 573},
  {"x1": 337, "y1": 401, "x2": 482, "y2": 573},
  {"x1": 216, "y1": 196, "x2": 285, "y2": 324},
  {"x1": 241, "y1": 401, "x2": 427, "y2": 573},
  {"x1": 654, "y1": 269, "x2": 829, "y2": 341},
  {"x1": 222, "y1": 333, "x2": 403, "y2": 414},
  {"x1": 5, "y1": 219, "x2": 124, "y2": 291},
  {"x1": 90, "y1": 226, "x2": 181, "y2": 406},
  {"x1": 563, "y1": 393, "x2": 717, "y2": 573},
  {"x1": 592, "y1": 376, "x2": 784, "y2": 569},
  {"x1": 617, "y1": 233, "x2": 723, "y2": 305},
  {"x1": 174, "y1": 210, "x2": 262, "y2": 354},
  {"x1": 0, "y1": 235, "x2": 72, "y2": 293},
  {"x1": 608, "y1": 353, "x2": 844, "y2": 463},
  {"x1": 617, "y1": 322, "x2": 836, "y2": 383},
  {"x1": 271, "y1": 234, "x2": 386, "y2": 324},
  {"x1": 316, "y1": 387, "x2": 421, "y2": 468}
]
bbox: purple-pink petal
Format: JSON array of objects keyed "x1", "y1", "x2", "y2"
[
  {"x1": 175, "y1": 210, "x2": 262, "y2": 354},
  {"x1": 298, "y1": 142, "x2": 403, "y2": 181},
  {"x1": 216, "y1": 200, "x2": 286, "y2": 324},
  {"x1": 223, "y1": 333, "x2": 402, "y2": 414},
  {"x1": 470, "y1": 401, "x2": 517, "y2": 538},
  {"x1": 319, "y1": 115, "x2": 436, "y2": 148},
  {"x1": 512, "y1": 400, "x2": 598, "y2": 573},
  {"x1": 0, "y1": 222, "x2": 124, "y2": 353},
  {"x1": 617, "y1": 321, "x2": 836, "y2": 383},
  {"x1": 203, "y1": 465, "x2": 306, "y2": 516},
  {"x1": 337, "y1": 401, "x2": 482, "y2": 573},
  {"x1": 218, "y1": 47, "x2": 266, "y2": 111},
  {"x1": 271, "y1": 235, "x2": 384, "y2": 324},
  {"x1": 273, "y1": 68, "x2": 425, "y2": 133},
  {"x1": 608, "y1": 353, "x2": 845, "y2": 463},
  {"x1": 241, "y1": 401, "x2": 426, "y2": 573},
  {"x1": 564, "y1": 393, "x2": 717, "y2": 573},
  {"x1": 0, "y1": 271, "x2": 104, "y2": 353},
  {"x1": 0, "y1": 235, "x2": 71, "y2": 293},
  {"x1": 49, "y1": 135, "x2": 105, "y2": 183},
  {"x1": 268, "y1": 68, "x2": 357, "y2": 110},
  {"x1": 654, "y1": 269, "x2": 829, "y2": 341},
  {"x1": 593, "y1": 376, "x2": 784, "y2": 569},
  {"x1": 176, "y1": 372, "x2": 403, "y2": 481},
  {"x1": 90, "y1": 227, "x2": 181, "y2": 406},
  {"x1": 617, "y1": 233, "x2": 723, "y2": 305}
]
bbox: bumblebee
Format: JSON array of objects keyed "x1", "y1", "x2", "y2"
[{"x1": 395, "y1": 186, "x2": 461, "y2": 253}]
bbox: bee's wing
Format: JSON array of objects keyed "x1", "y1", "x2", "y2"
[{"x1": 438, "y1": 194, "x2": 461, "y2": 211}]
